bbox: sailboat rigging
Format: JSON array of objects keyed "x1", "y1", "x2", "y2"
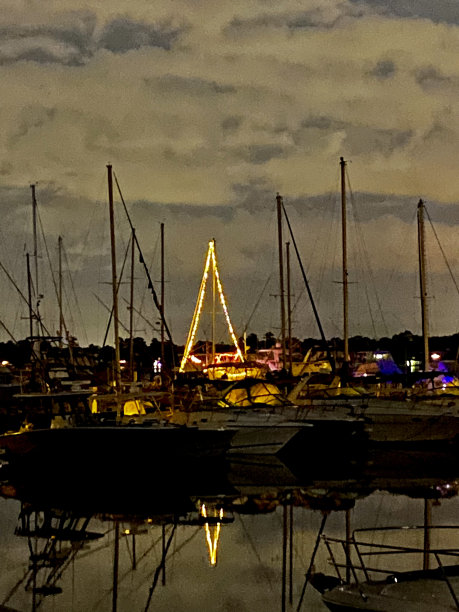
[
  {"x1": 418, "y1": 198, "x2": 430, "y2": 374},
  {"x1": 179, "y1": 238, "x2": 244, "y2": 374},
  {"x1": 113, "y1": 173, "x2": 174, "y2": 349},
  {"x1": 107, "y1": 164, "x2": 122, "y2": 394},
  {"x1": 340, "y1": 157, "x2": 350, "y2": 367},
  {"x1": 279, "y1": 196, "x2": 332, "y2": 370}
]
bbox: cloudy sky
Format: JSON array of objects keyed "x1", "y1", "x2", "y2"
[{"x1": 0, "y1": 0, "x2": 458, "y2": 347}]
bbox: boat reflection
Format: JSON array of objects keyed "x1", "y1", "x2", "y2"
[{"x1": 1, "y1": 444, "x2": 459, "y2": 611}]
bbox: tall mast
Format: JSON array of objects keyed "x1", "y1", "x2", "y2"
[
  {"x1": 212, "y1": 239, "x2": 216, "y2": 364},
  {"x1": 417, "y1": 199, "x2": 429, "y2": 372},
  {"x1": 129, "y1": 228, "x2": 135, "y2": 380},
  {"x1": 31, "y1": 184, "x2": 40, "y2": 337},
  {"x1": 58, "y1": 236, "x2": 64, "y2": 348},
  {"x1": 107, "y1": 164, "x2": 122, "y2": 392},
  {"x1": 276, "y1": 193, "x2": 287, "y2": 370},
  {"x1": 160, "y1": 222, "x2": 165, "y2": 365},
  {"x1": 286, "y1": 241, "x2": 292, "y2": 374},
  {"x1": 26, "y1": 253, "x2": 34, "y2": 340},
  {"x1": 340, "y1": 157, "x2": 350, "y2": 365}
]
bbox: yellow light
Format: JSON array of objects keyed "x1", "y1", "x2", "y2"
[
  {"x1": 201, "y1": 503, "x2": 223, "y2": 567},
  {"x1": 180, "y1": 240, "x2": 243, "y2": 372}
]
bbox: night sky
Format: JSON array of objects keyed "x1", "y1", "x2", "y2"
[{"x1": 0, "y1": 1, "x2": 458, "y2": 347}]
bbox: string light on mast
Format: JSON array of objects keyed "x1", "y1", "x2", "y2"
[{"x1": 179, "y1": 239, "x2": 243, "y2": 372}]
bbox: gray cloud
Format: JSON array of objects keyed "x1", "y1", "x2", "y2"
[
  {"x1": 237, "y1": 184, "x2": 459, "y2": 226},
  {"x1": 224, "y1": 5, "x2": 366, "y2": 36},
  {"x1": 298, "y1": 115, "x2": 412, "y2": 156},
  {"x1": 344, "y1": 126, "x2": 413, "y2": 156},
  {"x1": 230, "y1": 181, "x2": 276, "y2": 211},
  {"x1": 145, "y1": 74, "x2": 236, "y2": 96},
  {"x1": 415, "y1": 66, "x2": 459, "y2": 94},
  {"x1": 0, "y1": 15, "x2": 95, "y2": 53},
  {"x1": 349, "y1": 0, "x2": 459, "y2": 24},
  {"x1": 9, "y1": 106, "x2": 57, "y2": 146},
  {"x1": 133, "y1": 199, "x2": 237, "y2": 223},
  {"x1": 1, "y1": 1, "x2": 458, "y2": 342},
  {"x1": 0, "y1": 13, "x2": 95, "y2": 65},
  {"x1": 98, "y1": 18, "x2": 182, "y2": 53},
  {"x1": 369, "y1": 60, "x2": 397, "y2": 80},
  {"x1": 237, "y1": 144, "x2": 286, "y2": 165},
  {"x1": 221, "y1": 116, "x2": 243, "y2": 134},
  {"x1": 0, "y1": 15, "x2": 183, "y2": 66}
]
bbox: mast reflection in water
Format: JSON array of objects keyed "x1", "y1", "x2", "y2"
[{"x1": 1, "y1": 442, "x2": 459, "y2": 611}]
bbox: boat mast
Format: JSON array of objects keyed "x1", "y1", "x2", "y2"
[
  {"x1": 340, "y1": 157, "x2": 350, "y2": 366},
  {"x1": 26, "y1": 253, "x2": 34, "y2": 340},
  {"x1": 160, "y1": 222, "x2": 165, "y2": 366},
  {"x1": 107, "y1": 164, "x2": 122, "y2": 393},
  {"x1": 286, "y1": 241, "x2": 292, "y2": 374},
  {"x1": 31, "y1": 184, "x2": 40, "y2": 337},
  {"x1": 129, "y1": 228, "x2": 135, "y2": 380},
  {"x1": 212, "y1": 239, "x2": 216, "y2": 364},
  {"x1": 58, "y1": 236, "x2": 64, "y2": 348},
  {"x1": 417, "y1": 199, "x2": 429, "y2": 372},
  {"x1": 276, "y1": 193, "x2": 287, "y2": 370}
]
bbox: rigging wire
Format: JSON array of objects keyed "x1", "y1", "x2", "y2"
[
  {"x1": 9, "y1": 246, "x2": 26, "y2": 338},
  {"x1": 0, "y1": 318, "x2": 17, "y2": 343},
  {"x1": 135, "y1": 228, "x2": 161, "y2": 339},
  {"x1": 102, "y1": 236, "x2": 132, "y2": 347},
  {"x1": 72, "y1": 173, "x2": 108, "y2": 344},
  {"x1": 113, "y1": 173, "x2": 174, "y2": 350},
  {"x1": 281, "y1": 200, "x2": 328, "y2": 348},
  {"x1": 237, "y1": 515, "x2": 276, "y2": 594},
  {"x1": 121, "y1": 297, "x2": 157, "y2": 333},
  {"x1": 425, "y1": 207, "x2": 459, "y2": 297},
  {"x1": 346, "y1": 169, "x2": 388, "y2": 338},
  {"x1": 329, "y1": 167, "x2": 344, "y2": 334},
  {"x1": 296, "y1": 512, "x2": 328, "y2": 612},
  {"x1": 292, "y1": 192, "x2": 335, "y2": 337},
  {"x1": 242, "y1": 272, "x2": 272, "y2": 335},
  {"x1": 0, "y1": 261, "x2": 52, "y2": 338},
  {"x1": 133, "y1": 526, "x2": 201, "y2": 592},
  {"x1": 1, "y1": 566, "x2": 30, "y2": 605},
  {"x1": 62, "y1": 243, "x2": 89, "y2": 346},
  {"x1": 143, "y1": 523, "x2": 178, "y2": 612},
  {"x1": 37, "y1": 206, "x2": 63, "y2": 337},
  {"x1": 237, "y1": 200, "x2": 278, "y2": 335}
]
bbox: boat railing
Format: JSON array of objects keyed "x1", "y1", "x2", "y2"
[{"x1": 322, "y1": 525, "x2": 459, "y2": 604}]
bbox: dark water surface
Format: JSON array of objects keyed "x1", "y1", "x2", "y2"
[
  {"x1": 2, "y1": 415, "x2": 459, "y2": 611},
  {"x1": 1, "y1": 473, "x2": 459, "y2": 612}
]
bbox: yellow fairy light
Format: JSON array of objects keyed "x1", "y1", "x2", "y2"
[
  {"x1": 180, "y1": 240, "x2": 243, "y2": 372},
  {"x1": 201, "y1": 503, "x2": 224, "y2": 567},
  {"x1": 180, "y1": 244, "x2": 213, "y2": 372},
  {"x1": 211, "y1": 245, "x2": 244, "y2": 362}
]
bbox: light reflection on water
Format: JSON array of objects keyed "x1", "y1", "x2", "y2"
[{"x1": 1, "y1": 490, "x2": 458, "y2": 612}]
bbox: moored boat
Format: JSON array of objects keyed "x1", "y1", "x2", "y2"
[{"x1": 313, "y1": 525, "x2": 459, "y2": 612}]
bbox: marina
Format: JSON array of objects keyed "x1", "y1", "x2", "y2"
[
  {"x1": 1, "y1": 3, "x2": 459, "y2": 608},
  {"x1": 0, "y1": 155, "x2": 456, "y2": 611}
]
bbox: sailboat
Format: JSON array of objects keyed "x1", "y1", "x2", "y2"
[
  {"x1": 312, "y1": 523, "x2": 459, "y2": 612},
  {"x1": 285, "y1": 160, "x2": 459, "y2": 445},
  {"x1": 0, "y1": 167, "x2": 237, "y2": 472}
]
